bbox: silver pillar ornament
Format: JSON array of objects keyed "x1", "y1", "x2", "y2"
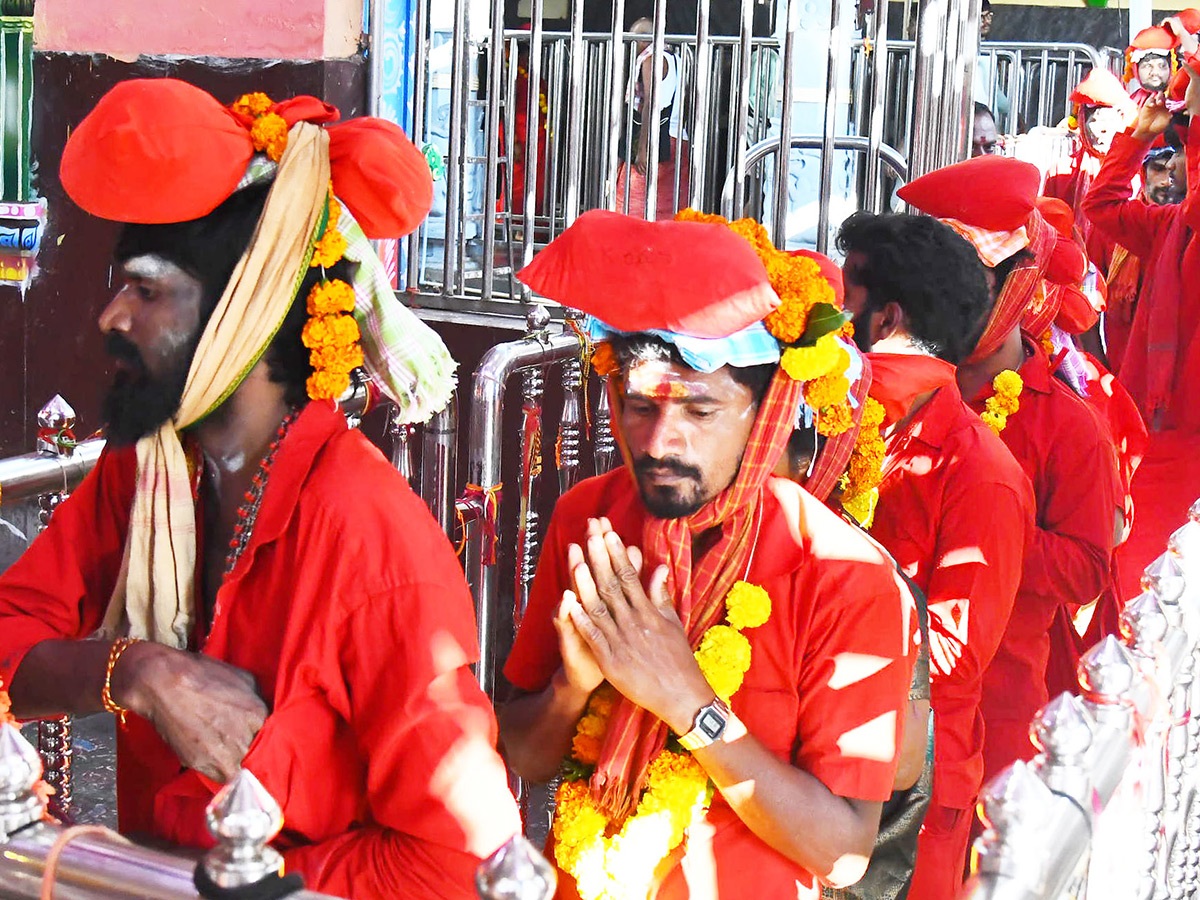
[
  {"x1": 973, "y1": 760, "x2": 1057, "y2": 888},
  {"x1": 0, "y1": 722, "x2": 44, "y2": 841},
  {"x1": 202, "y1": 769, "x2": 285, "y2": 889},
  {"x1": 475, "y1": 834, "x2": 556, "y2": 900},
  {"x1": 1031, "y1": 693, "x2": 1095, "y2": 802}
]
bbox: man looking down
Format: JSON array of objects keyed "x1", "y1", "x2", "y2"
[{"x1": 0, "y1": 79, "x2": 519, "y2": 899}]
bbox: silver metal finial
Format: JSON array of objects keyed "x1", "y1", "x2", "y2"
[
  {"x1": 475, "y1": 834, "x2": 557, "y2": 900},
  {"x1": 974, "y1": 762, "x2": 1055, "y2": 884},
  {"x1": 1189, "y1": 498, "x2": 1200, "y2": 523},
  {"x1": 1031, "y1": 693, "x2": 1095, "y2": 763},
  {"x1": 1078, "y1": 635, "x2": 1137, "y2": 702},
  {"x1": 202, "y1": 769, "x2": 285, "y2": 888},
  {"x1": 1121, "y1": 589, "x2": 1171, "y2": 652},
  {"x1": 36, "y1": 395, "x2": 75, "y2": 431},
  {"x1": 1168, "y1": 522, "x2": 1200, "y2": 564},
  {"x1": 0, "y1": 722, "x2": 45, "y2": 841},
  {"x1": 1143, "y1": 553, "x2": 1186, "y2": 605},
  {"x1": 526, "y1": 304, "x2": 552, "y2": 335}
]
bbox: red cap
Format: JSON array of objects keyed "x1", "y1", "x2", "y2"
[
  {"x1": 61, "y1": 79, "x2": 254, "y2": 224},
  {"x1": 61, "y1": 78, "x2": 433, "y2": 238},
  {"x1": 788, "y1": 249, "x2": 844, "y2": 305},
  {"x1": 517, "y1": 210, "x2": 779, "y2": 338},
  {"x1": 897, "y1": 156, "x2": 1041, "y2": 232},
  {"x1": 1070, "y1": 69, "x2": 1138, "y2": 118},
  {"x1": 1129, "y1": 25, "x2": 1176, "y2": 53}
]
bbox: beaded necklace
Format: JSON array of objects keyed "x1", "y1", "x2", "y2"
[{"x1": 223, "y1": 409, "x2": 301, "y2": 577}]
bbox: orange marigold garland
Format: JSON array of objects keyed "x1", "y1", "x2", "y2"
[
  {"x1": 232, "y1": 92, "x2": 289, "y2": 162},
  {"x1": 302, "y1": 192, "x2": 363, "y2": 401},
  {"x1": 840, "y1": 397, "x2": 887, "y2": 528}
]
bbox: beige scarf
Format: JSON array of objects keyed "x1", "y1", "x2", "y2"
[{"x1": 101, "y1": 122, "x2": 330, "y2": 647}]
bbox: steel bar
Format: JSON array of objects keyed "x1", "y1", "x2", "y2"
[
  {"x1": 0, "y1": 439, "x2": 105, "y2": 506},
  {"x1": 442, "y1": 0, "x2": 471, "y2": 297},
  {"x1": 420, "y1": 394, "x2": 459, "y2": 537},
  {"x1": 643, "y1": 0, "x2": 668, "y2": 220},
  {"x1": 864, "y1": 0, "x2": 892, "y2": 212},
  {"x1": 543, "y1": 42, "x2": 565, "y2": 240},
  {"x1": 406, "y1": 0, "x2": 430, "y2": 291},
  {"x1": 462, "y1": 329, "x2": 583, "y2": 698},
  {"x1": 772, "y1": 0, "x2": 799, "y2": 248},
  {"x1": 514, "y1": 363, "x2": 544, "y2": 626},
  {"x1": 731, "y1": 0, "x2": 754, "y2": 218},
  {"x1": 520, "y1": 0, "x2": 546, "y2": 289},
  {"x1": 908, "y1": 0, "x2": 946, "y2": 179},
  {"x1": 953, "y1": 0, "x2": 981, "y2": 161},
  {"x1": 815, "y1": 0, "x2": 840, "y2": 253},
  {"x1": 367, "y1": 0, "x2": 384, "y2": 118},
  {"x1": 481, "y1": 0, "x2": 505, "y2": 300},
  {"x1": 563, "y1": 0, "x2": 586, "y2": 224},
  {"x1": 689, "y1": 0, "x2": 713, "y2": 209},
  {"x1": 604, "y1": 0, "x2": 628, "y2": 210}
]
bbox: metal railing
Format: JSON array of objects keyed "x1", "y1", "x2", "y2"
[
  {"x1": 963, "y1": 504, "x2": 1200, "y2": 900},
  {"x1": 977, "y1": 41, "x2": 1104, "y2": 135}
]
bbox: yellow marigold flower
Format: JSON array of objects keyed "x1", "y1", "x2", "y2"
[
  {"x1": 780, "y1": 333, "x2": 840, "y2": 382},
  {"x1": 309, "y1": 343, "x2": 364, "y2": 374},
  {"x1": 816, "y1": 401, "x2": 854, "y2": 437},
  {"x1": 250, "y1": 112, "x2": 288, "y2": 162},
  {"x1": 842, "y1": 489, "x2": 879, "y2": 528},
  {"x1": 861, "y1": 396, "x2": 887, "y2": 429},
  {"x1": 327, "y1": 195, "x2": 342, "y2": 231},
  {"x1": 306, "y1": 369, "x2": 350, "y2": 400},
  {"x1": 306, "y1": 279, "x2": 356, "y2": 316},
  {"x1": 571, "y1": 732, "x2": 602, "y2": 765},
  {"x1": 993, "y1": 393, "x2": 1020, "y2": 416},
  {"x1": 694, "y1": 625, "x2": 752, "y2": 700},
  {"x1": 232, "y1": 92, "x2": 273, "y2": 117},
  {"x1": 328, "y1": 313, "x2": 360, "y2": 346},
  {"x1": 762, "y1": 255, "x2": 837, "y2": 344},
  {"x1": 588, "y1": 684, "x2": 617, "y2": 718},
  {"x1": 576, "y1": 711, "x2": 607, "y2": 740},
  {"x1": 804, "y1": 373, "x2": 850, "y2": 411},
  {"x1": 724, "y1": 581, "x2": 772, "y2": 630},
  {"x1": 674, "y1": 208, "x2": 728, "y2": 226},
  {"x1": 993, "y1": 369, "x2": 1023, "y2": 396},
  {"x1": 311, "y1": 229, "x2": 349, "y2": 268},
  {"x1": 980, "y1": 410, "x2": 1006, "y2": 434},
  {"x1": 591, "y1": 341, "x2": 620, "y2": 377}
]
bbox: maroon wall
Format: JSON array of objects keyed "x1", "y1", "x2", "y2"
[{"x1": 0, "y1": 52, "x2": 365, "y2": 456}]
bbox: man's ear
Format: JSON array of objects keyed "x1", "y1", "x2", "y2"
[{"x1": 875, "y1": 301, "x2": 907, "y2": 343}]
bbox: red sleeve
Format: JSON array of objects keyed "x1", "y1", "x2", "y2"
[
  {"x1": 792, "y1": 562, "x2": 917, "y2": 802},
  {"x1": 925, "y1": 479, "x2": 1030, "y2": 684},
  {"x1": 0, "y1": 447, "x2": 133, "y2": 691},
  {"x1": 1183, "y1": 117, "x2": 1200, "y2": 231},
  {"x1": 1082, "y1": 132, "x2": 1179, "y2": 260},
  {"x1": 283, "y1": 575, "x2": 520, "y2": 899},
  {"x1": 503, "y1": 507, "x2": 569, "y2": 693},
  {"x1": 1020, "y1": 408, "x2": 1120, "y2": 608}
]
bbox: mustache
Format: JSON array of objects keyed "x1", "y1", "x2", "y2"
[
  {"x1": 632, "y1": 455, "x2": 702, "y2": 482},
  {"x1": 104, "y1": 332, "x2": 145, "y2": 371}
]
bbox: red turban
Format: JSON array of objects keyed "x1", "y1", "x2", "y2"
[{"x1": 1070, "y1": 69, "x2": 1138, "y2": 119}]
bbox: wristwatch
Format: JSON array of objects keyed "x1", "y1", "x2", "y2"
[{"x1": 678, "y1": 697, "x2": 732, "y2": 750}]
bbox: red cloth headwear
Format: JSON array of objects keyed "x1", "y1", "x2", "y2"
[
  {"x1": 523, "y1": 213, "x2": 803, "y2": 818},
  {"x1": 1129, "y1": 24, "x2": 1178, "y2": 58},
  {"x1": 1023, "y1": 199, "x2": 1098, "y2": 336},
  {"x1": 1070, "y1": 69, "x2": 1138, "y2": 119},
  {"x1": 517, "y1": 209, "x2": 780, "y2": 338},
  {"x1": 60, "y1": 78, "x2": 432, "y2": 239}
]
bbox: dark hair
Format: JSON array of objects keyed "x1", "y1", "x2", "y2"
[
  {"x1": 608, "y1": 333, "x2": 775, "y2": 404},
  {"x1": 113, "y1": 182, "x2": 325, "y2": 408},
  {"x1": 836, "y1": 212, "x2": 993, "y2": 364}
]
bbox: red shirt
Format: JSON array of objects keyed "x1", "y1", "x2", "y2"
[
  {"x1": 968, "y1": 342, "x2": 1120, "y2": 774},
  {"x1": 505, "y1": 468, "x2": 918, "y2": 900},
  {"x1": 870, "y1": 380, "x2": 1034, "y2": 809},
  {"x1": 0, "y1": 402, "x2": 520, "y2": 900},
  {"x1": 1083, "y1": 125, "x2": 1200, "y2": 433}
]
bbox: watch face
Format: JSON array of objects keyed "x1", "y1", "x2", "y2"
[{"x1": 698, "y1": 706, "x2": 726, "y2": 739}]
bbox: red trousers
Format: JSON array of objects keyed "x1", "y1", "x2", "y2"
[{"x1": 909, "y1": 804, "x2": 972, "y2": 900}]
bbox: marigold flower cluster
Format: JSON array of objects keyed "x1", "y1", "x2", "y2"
[
  {"x1": 780, "y1": 333, "x2": 841, "y2": 382},
  {"x1": 231, "y1": 92, "x2": 273, "y2": 118},
  {"x1": 301, "y1": 193, "x2": 362, "y2": 401},
  {"x1": 591, "y1": 341, "x2": 620, "y2": 378},
  {"x1": 840, "y1": 397, "x2": 887, "y2": 528},
  {"x1": 981, "y1": 369, "x2": 1023, "y2": 435},
  {"x1": 233, "y1": 92, "x2": 289, "y2": 162},
  {"x1": 553, "y1": 583, "x2": 772, "y2": 900}
]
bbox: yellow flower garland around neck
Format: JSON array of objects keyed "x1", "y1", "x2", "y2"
[
  {"x1": 552, "y1": 581, "x2": 772, "y2": 900},
  {"x1": 300, "y1": 192, "x2": 363, "y2": 400},
  {"x1": 840, "y1": 396, "x2": 887, "y2": 529},
  {"x1": 980, "y1": 369, "x2": 1023, "y2": 435}
]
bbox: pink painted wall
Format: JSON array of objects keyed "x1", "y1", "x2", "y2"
[{"x1": 35, "y1": 0, "x2": 362, "y2": 60}]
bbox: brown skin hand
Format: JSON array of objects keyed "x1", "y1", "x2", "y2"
[
  {"x1": 7, "y1": 254, "x2": 290, "y2": 785},
  {"x1": 500, "y1": 360, "x2": 884, "y2": 886}
]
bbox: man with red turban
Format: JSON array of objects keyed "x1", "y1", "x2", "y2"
[
  {"x1": 0, "y1": 79, "x2": 519, "y2": 899},
  {"x1": 1126, "y1": 25, "x2": 1179, "y2": 107},
  {"x1": 835, "y1": 210, "x2": 1034, "y2": 900},
  {"x1": 900, "y1": 153, "x2": 1122, "y2": 810},
  {"x1": 503, "y1": 209, "x2": 919, "y2": 900},
  {"x1": 1084, "y1": 19, "x2": 1200, "y2": 600}
]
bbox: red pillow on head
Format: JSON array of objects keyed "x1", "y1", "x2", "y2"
[
  {"x1": 788, "y1": 249, "x2": 844, "y2": 305},
  {"x1": 61, "y1": 78, "x2": 253, "y2": 224},
  {"x1": 1070, "y1": 69, "x2": 1137, "y2": 118},
  {"x1": 897, "y1": 157, "x2": 1041, "y2": 232},
  {"x1": 517, "y1": 210, "x2": 779, "y2": 338},
  {"x1": 328, "y1": 118, "x2": 434, "y2": 238},
  {"x1": 1177, "y1": 8, "x2": 1200, "y2": 35},
  {"x1": 1130, "y1": 24, "x2": 1177, "y2": 52}
]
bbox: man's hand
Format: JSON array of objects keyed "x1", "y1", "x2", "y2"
[
  {"x1": 1167, "y1": 16, "x2": 1200, "y2": 60},
  {"x1": 565, "y1": 518, "x2": 715, "y2": 735},
  {"x1": 634, "y1": 134, "x2": 651, "y2": 178},
  {"x1": 113, "y1": 642, "x2": 268, "y2": 784},
  {"x1": 1133, "y1": 93, "x2": 1172, "y2": 141}
]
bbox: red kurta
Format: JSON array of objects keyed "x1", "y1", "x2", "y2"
[
  {"x1": 967, "y1": 340, "x2": 1120, "y2": 779},
  {"x1": 1085, "y1": 123, "x2": 1200, "y2": 595},
  {"x1": 0, "y1": 402, "x2": 520, "y2": 900},
  {"x1": 505, "y1": 467, "x2": 918, "y2": 900},
  {"x1": 869, "y1": 378, "x2": 1033, "y2": 900}
]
